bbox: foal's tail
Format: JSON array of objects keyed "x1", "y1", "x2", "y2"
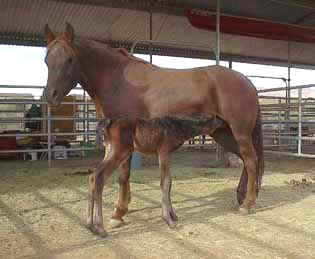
[{"x1": 252, "y1": 99, "x2": 264, "y2": 195}]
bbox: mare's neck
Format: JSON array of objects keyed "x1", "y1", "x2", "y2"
[{"x1": 75, "y1": 39, "x2": 128, "y2": 99}]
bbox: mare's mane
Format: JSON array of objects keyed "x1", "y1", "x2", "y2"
[
  {"x1": 47, "y1": 35, "x2": 156, "y2": 67},
  {"x1": 87, "y1": 38, "x2": 156, "y2": 67}
]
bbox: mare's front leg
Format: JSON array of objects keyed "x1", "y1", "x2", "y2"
[
  {"x1": 159, "y1": 152, "x2": 178, "y2": 228},
  {"x1": 110, "y1": 156, "x2": 132, "y2": 228}
]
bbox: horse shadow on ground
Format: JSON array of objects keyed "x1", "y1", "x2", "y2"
[
  {"x1": 106, "y1": 183, "x2": 315, "y2": 259},
  {"x1": 127, "y1": 181, "x2": 315, "y2": 225},
  {"x1": 1, "y1": 176, "x2": 314, "y2": 259},
  {"x1": 2, "y1": 150, "x2": 315, "y2": 259}
]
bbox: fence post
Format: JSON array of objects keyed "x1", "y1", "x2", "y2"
[
  {"x1": 277, "y1": 99, "x2": 281, "y2": 156},
  {"x1": 298, "y1": 88, "x2": 302, "y2": 155}
]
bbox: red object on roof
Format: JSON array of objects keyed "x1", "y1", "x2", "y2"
[{"x1": 187, "y1": 10, "x2": 315, "y2": 43}]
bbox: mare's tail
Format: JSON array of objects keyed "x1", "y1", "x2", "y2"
[{"x1": 252, "y1": 99, "x2": 264, "y2": 195}]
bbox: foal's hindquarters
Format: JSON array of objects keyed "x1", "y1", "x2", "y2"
[{"x1": 87, "y1": 116, "x2": 222, "y2": 236}]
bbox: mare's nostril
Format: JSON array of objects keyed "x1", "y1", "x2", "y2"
[{"x1": 52, "y1": 90, "x2": 58, "y2": 99}]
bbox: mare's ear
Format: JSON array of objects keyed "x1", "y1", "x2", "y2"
[
  {"x1": 65, "y1": 22, "x2": 75, "y2": 43},
  {"x1": 44, "y1": 24, "x2": 55, "y2": 45}
]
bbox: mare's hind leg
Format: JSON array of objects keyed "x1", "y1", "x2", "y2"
[
  {"x1": 159, "y1": 152, "x2": 178, "y2": 228},
  {"x1": 233, "y1": 134, "x2": 258, "y2": 214},
  {"x1": 110, "y1": 156, "x2": 132, "y2": 228},
  {"x1": 211, "y1": 127, "x2": 247, "y2": 205},
  {"x1": 237, "y1": 168, "x2": 247, "y2": 205}
]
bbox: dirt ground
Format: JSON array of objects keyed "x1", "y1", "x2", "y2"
[{"x1": 0, "y1": 150, "x2": 315, "y2": 259}]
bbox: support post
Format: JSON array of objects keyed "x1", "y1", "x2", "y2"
[
  {"x1": 216, "y1": 0, "x2": 223, "y2": 161},
  {"x1": 87, "y1": 99, "x2": 90, "y2": 143},
  {"x1": 278, "y1": 99, "x2": 281, "y2": 156},
  {"x1": 216, "y1": 0, "x2": 220, "y2": 65},
  {"x1": 286, "y1": 42, "x2": 291, "y2": 134},
  {"x1": 83, "y1": 90, "x2": 87, "y2": 143},
  {"x1": 149, "y1": 5, "x2": 153, "y2": 64},
  {"x1": 47, "y1": 104, "x2": 52, "y2": 168}
]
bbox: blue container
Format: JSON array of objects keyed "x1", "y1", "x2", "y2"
[{"x1": 131, "y1": 152, "x2": 142, "y2": 170}]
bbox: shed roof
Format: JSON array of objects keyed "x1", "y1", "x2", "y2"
[{"x1": 2, "y1": 0, "x2": 315, "y2": 68}]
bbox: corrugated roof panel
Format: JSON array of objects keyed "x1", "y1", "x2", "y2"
[
  {"x1": 1, "y1": 0, "x2": 315, "y2": 67},
  {"x1": 107, "y1": 10, "x2": 149, "y2": 42},
  {"x1": 154, "y1": 14, "x2": 213, "y2": 50}
]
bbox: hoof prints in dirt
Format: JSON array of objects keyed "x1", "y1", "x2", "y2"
[{"x1": 284, "y1": 178, "x2": 315, "y2": 191}]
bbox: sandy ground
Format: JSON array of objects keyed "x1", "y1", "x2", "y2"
[{"x1": 0, "y1": 150, "x2": 315, "y2": 259}]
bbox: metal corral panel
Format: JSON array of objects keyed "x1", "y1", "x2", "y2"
[
  {"x1": 41, "y1": 95, "x2": 75, "y2": 140},
  {"x1": 0, "y1": 93, "x2": 33, "y2": 132}
]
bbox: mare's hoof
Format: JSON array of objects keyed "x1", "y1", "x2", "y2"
[
  {"x1": 87, "y1": 224, "x2": 108, "y2": 238},
  {"x1": 237, "y1": 197, "x2": 244, "y2": 206},
  {"x1": 168, "y1": 221, "x2": 177, "y2": 229},
  {"x1": 86, "y1": 223, "x2": 95, "y2": 233},
  {"x1": 94, "y1": 227, "x2": 108, "y2": 238},
  {"x1": 237, "y1": 193, "x2": 245, "y2": 206},
  {"x1": 172, "y1": 214, "x2": 178, "y2": 221},
  {"x1": 96, "y1": 229, "x2": 108, "y2": 238},
  {"x1": 109, "y1": 218, "x2": 124, "y2": 228},
  {"x1": 97, "y1": 229, "x2": 108, "y2": 238},
  {"x1": 163, "y1": 217, "x2": 177, "y2": 229}
]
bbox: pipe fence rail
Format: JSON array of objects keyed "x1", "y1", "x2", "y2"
[
  {"x1": 259, "y1": 83, "x2": 315, "y2": 158},
  {"x1": 2, "y1": 80, "x2": 315, "y2": 167},
  {"x1": 0, "y1": 86, "x2": 99, "y2": 167}
]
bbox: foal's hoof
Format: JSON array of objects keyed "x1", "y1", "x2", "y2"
[
  {"x1": 239, "y1": 206, "x2": 249, "y2": 215},
  {"x1": 239, "y1": 206, "x2": 256, "y2": 215},
  {"x1": 109, "y1": 218, "x2": 124, "y2": 229}
]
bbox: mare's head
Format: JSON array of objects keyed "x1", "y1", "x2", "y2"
[{"x1": 43, "y1": 23, "x2": 80, "y2": 106}]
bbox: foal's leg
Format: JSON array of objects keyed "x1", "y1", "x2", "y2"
[
  {"x1": 87, "y1": 173, "x2": 95, "y2": 229},
  {"x1": 92, "y1": 163, "x2": 107, "y2": 237},
  {"x1": 88, "y1": 120, "x2": 134, "y2": 237},
  {"x1": 159, "y1": 152, "x2": 178, "y2": 228},
  {"x1": 86, "y1": 159, "x2": 108, "y2": 236},
  {"x1": 88, "y1": 148, "x2": 132, "y2": 237},
  {"x1": 110, "y1": 156, "x2": 132, "y2": 228}
]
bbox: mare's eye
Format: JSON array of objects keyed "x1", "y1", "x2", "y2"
[{"x1": 67, "y1": 57, "x2": 73, "y2": 64}]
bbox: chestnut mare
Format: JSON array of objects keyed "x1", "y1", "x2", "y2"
[{"x1": 43, "y1": 23, "x2": 264, "y2": 237}]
